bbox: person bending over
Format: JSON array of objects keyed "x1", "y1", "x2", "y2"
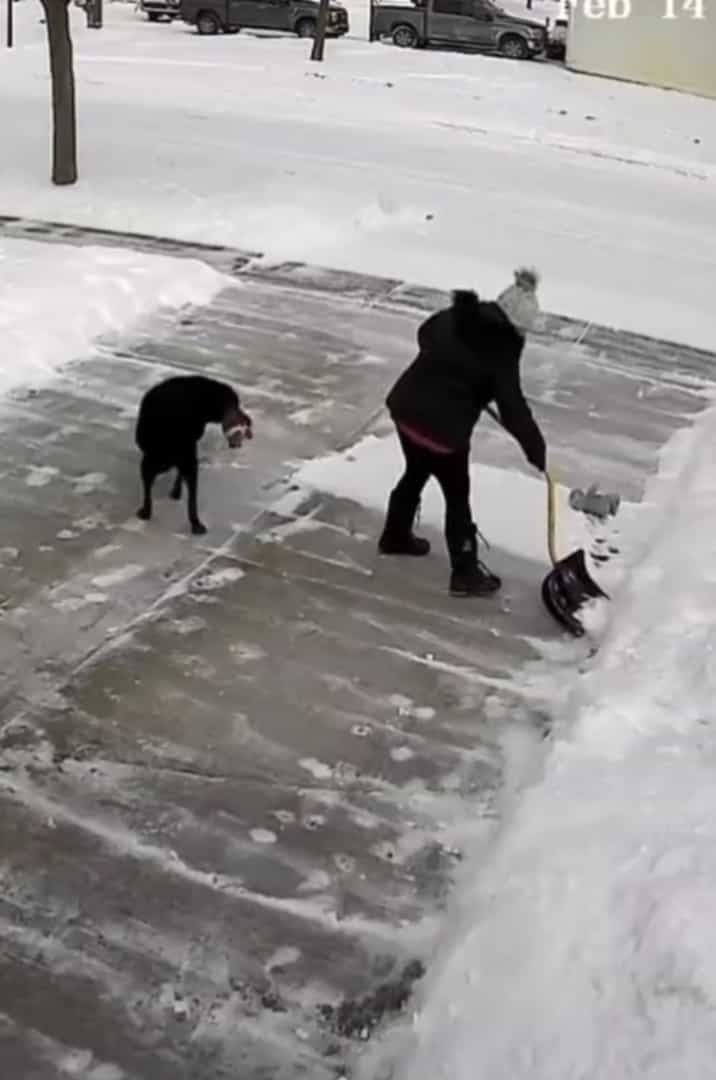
[{"x1": 379, "y1": 267, "x2": 546, "y2": 597}]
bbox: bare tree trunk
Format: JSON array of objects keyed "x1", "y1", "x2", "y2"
[
  {"x1": 309, "y1": 0, "x2": 330, "y2": 61},
  {"x1": 40, "y1": 0, "x2": 77, "y2": 185},
  {"x1": 7, "y1": 0, "x2": 15, "y2": 49}
]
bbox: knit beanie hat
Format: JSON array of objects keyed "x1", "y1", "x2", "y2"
[{"x1": 495, "y1": 267, "x2": 540, "y2": 332}]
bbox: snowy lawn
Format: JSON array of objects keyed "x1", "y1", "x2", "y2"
[
  {"x1": 0, "y1": 237, "x2": 228, "y2": 394},
  {"x1": 4, "y1": 2, "x2": 716, "y2": 346}
]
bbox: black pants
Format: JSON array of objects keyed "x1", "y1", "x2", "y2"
[{"x1": 389, "y1": 430, "x2": 474, "y2": 565}]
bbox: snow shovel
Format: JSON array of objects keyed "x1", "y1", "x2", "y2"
[
  {"x1": 483, "y1": 406, "x2": 606, "y2": 636},
  {"x1": 541, "y1": 469, "x2": 607, "y2": 637}
]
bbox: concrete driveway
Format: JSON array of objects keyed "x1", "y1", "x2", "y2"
[{"x1": 1, "y1": 224, "x2": 713, "y2": 1078}]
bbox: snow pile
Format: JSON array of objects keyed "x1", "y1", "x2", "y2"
[
  {"x1": 0, "y1": 238, "x2": 228, "y2": 395},
  {"x1": 389, "y1": 401, "x2": 716, "y2": 1079}
]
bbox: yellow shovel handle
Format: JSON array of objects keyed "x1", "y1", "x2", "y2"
[{"x1": 545, "y1": 469, "x2": 559, "y2": 567}]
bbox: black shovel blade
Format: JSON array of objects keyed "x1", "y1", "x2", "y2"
[{"x1": 541, "y1": 548, "x2": 608, "y2": 637}]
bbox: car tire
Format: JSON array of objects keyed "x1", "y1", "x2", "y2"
[
  {"x1": 392, "y1": 23, "x2": 418, "y2": 47},
  {"x1": 296, "y1": 17, "x2": 316, "y2": 36},
  {"x1": 196, "y1": 9, "x2": 221, "y2": 33},
  {"x1": 147, "y1": 10, "x2": 159, "y2": 19},
  {"x1": 499, "y1": 33, "x2": 529, "y2": 59}
]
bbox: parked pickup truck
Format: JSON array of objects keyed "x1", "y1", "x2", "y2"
[
  {"x1": 179, "y1": 0, "x2": 349, "y2": 36},
  {"x1": 370, "y1": 0, "x2": 547, "y2": 59},
  {"x1": 137, "y1": 0, "x2": 180, "y2": 20}
]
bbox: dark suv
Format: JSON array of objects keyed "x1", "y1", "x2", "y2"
[{"x1": 179, "y1": 0, "x2": 349, "y2": 36}]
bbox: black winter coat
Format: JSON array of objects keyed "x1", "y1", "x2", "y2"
[{"x1": 386, "y1": 290, "x2": 546, "y2": 471}]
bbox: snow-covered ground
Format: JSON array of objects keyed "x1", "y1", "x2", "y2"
[
  {"x1": 4, "y1": 2, "x2": 716, "y2": 346},
  {"x1": 0, "y1": 237, "x2": 228, "y2": 394},
  {"x1": 287, "y1": 430, "x2": 631, "y2": 572},
  {"x1": 367, "y1": 395, "x2": 716, "y2": 1080},
  {"x1": 5, "y1": 6, "x2": 716, "y2": 1078}
]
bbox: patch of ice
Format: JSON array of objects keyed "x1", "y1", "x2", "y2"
[
  {"x1": 250, "y1": 828, "x2": 277, "y2": 845},
  {"x1": 195, "y1": 566, "x2": 245, "y2": 589},
  {"x1": 91, "y1": 1066, "x2": 126, "y2": 1080},
  {"x1": 74, "y1": 472, "x2": 107, "y2": 494},
  {"x1": 289, "y1": 401, "x2": 336, "y2": 426},
  {"x1": 299, "y1": 757, "x2": 333, "y2": 781},
  {"x1": 91, "y1": 564, "x2": 145, "y2": 588},
  {"x1": 351, "y1": 809, "x2": 380, "y2": 830},
  {"x1": 52, "y1": 593, "x2": 107, "y2": 613},
  {"x1": 93, "y1": 544, "x2": 122, "y2": 559},
  {"x1": 25, "y1": 465, "x2": 59, "y2": 487},
  {"x1": 58, "y1": 1049, "x2": 93, "y2": 1075},
  {"x1": 229, "y1": 642, "x2": 266, "y2": 663},
  {"x1": 296, "y1": 868, "x2": 332, "y2": 893},
  {"x1": 55, "y1": 1048, "x2": 125, "y2": 1079},
  {"x1": 166, "y1": 614, "x2": 207, "y2": 635},
  {"x1": 121, "y1": 519, "x2": 147, "y2": 533},
  {"x1": 74, "y1": 514, "x2": 108, "y2": 532},
  {"x1": 257, "y1": 512, "x2": 323, "y2": 544},
  {"x1": 265, "y1": 945, "x2": 301, "y2": 971}
]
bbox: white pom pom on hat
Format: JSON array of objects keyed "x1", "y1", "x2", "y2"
[{"x1": 495, "y1": 266, "x2": 540, "y2": 332}]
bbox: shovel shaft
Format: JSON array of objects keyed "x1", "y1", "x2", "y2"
[
  {"x1": 484, "y1": 407, "x2": 560, "y2": 567},
  {"x1": 546, "y1": 470, "x2": 559, "y2": 566}
]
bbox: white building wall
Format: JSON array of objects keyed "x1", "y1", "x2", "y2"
[{"x1": 566, "y1": 0, "x2": 716, "y2": 99}]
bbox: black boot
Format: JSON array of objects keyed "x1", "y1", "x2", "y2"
[
  {"x1": 448, "y1": 525, "x2": 501, "y2": 597},
  {"x1": 378, "y1": 490, "x2": 431, "y2": 557}
]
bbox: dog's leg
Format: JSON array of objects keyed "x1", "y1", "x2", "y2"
[
  {"x1": 181, "y1": 456, "x2": 206, "y2": 536},
  {"x1": 170, "y1": 470, "x2": 182, "y2": 500},
  {"x1": 137, "y1": 456, "x2": 158, "y2": 521}
]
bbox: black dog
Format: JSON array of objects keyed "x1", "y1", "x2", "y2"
[{"x1": 135, "y1": 375, "x2": 252, "y2": 535}]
